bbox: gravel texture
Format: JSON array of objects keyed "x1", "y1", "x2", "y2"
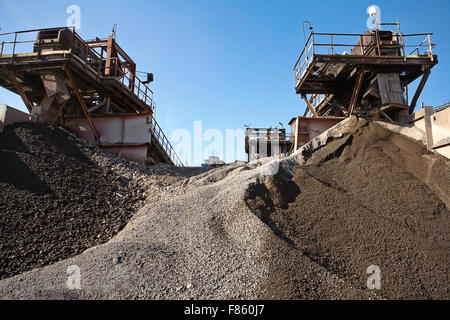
[
  {"x1": 0, "y1": 122, "x2": 205, "y2": 281},
  {"x1": 0, "y1": 118, "x2": 448, "y2": 300},
  {"x1": 250, "y1": 121, "x2": 449, "y2": 299}
]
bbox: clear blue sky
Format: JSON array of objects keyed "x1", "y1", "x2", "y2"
[{"x1": 0, "y1": 0, "x2": 449, "y2": 163}]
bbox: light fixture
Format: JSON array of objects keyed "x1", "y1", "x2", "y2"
[
  {"x1": 142, "y1": 73, "x2": 154, "y2": 85},
  {"x1": 368, "y1": 6, "x2": 377, "y2": 17},
  {"x1": 302, "y1": 21, "x2": 313, "y2": 46}
]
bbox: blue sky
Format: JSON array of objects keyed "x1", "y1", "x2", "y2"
[{"x1": 0, "y1": 0, "x2": 449, "y2": 164}]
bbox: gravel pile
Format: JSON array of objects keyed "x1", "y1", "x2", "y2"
[
  {"x1": 0, "y1": 118, "x2": 448, "y2": 300},
  {"x1": 249, "y1": 121, "x2": 449, "y2": 299},
  {"x1": 0, "y1": 122, "x2": 202, "y2": 280}
]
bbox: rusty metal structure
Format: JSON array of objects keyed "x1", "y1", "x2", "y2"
[
  {"x1": 291, "y1": 22, "x2": 438, "y2": 151},
  {"x1": 245, "y1": 127, "x2": 291, "y2": 162},
  {"x1": 288, "y1": 116, "x2": 344, "y2": 151},
  {"x1": 0, "y1": 27, "x2": 183, "y2": 166}
]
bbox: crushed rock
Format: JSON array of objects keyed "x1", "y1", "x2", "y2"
[{"x1": 0, "y1": 118, "x2": 448, "y2": 300}]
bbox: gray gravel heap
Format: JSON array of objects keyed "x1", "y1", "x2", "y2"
[{"x1": 0, "y1": 117, "x2": 448, "y2": 300}]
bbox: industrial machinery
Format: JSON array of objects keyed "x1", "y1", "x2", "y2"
[
  {"x1": 0, "y1": 27, "x2": 183, "y2": 166},
  {"x1": 291, "y1": 21, "x2": 438, "y2": 151},
  {"x1": 245, "y1": 127, "x2": 291, "y2": 162}
]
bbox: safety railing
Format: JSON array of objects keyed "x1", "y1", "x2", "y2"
[
  {"x1": 0, "y1": 27, "x2": 183, "y2": 166},
  {"x1": 109, "y1": 57, "x2": 154, "y2": 110},
  {"x1": 0, "y1": 27, "x2": 72, "y2": 56},
  {"x1": 245, "y1": 128, "x2": 289, "y2": 142},
  {"x1": 150, "y1": 115, "x2": 184, "y2": 167},
  {"x1": 0, "y1": 27, "x2": 155, "y2": 111},
  {"x1": 434, "y1": 102, "x2": 450, "y2": 113},
  {"x1": 294, "y1": 31, "x2": 436, "y2": 86}
]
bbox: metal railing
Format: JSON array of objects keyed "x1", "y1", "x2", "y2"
[
  {"x1": 294, "y1": 31, "x2": 436, "y2": 85},
  {"x1": 109, "y1": 57, "x2": 154, "y2": 110},
  {"x1": 0, "y1": 27, "x2": 69, "y2": 56},
  {"x1": 0, "y1": 27, "x2": 184, "y2": 166},
  {"x1": 434, "y1": 102, "x2": 450, "y2": 113},
  {"x1": 0, "y1": 27, "x2": 155, "y2": 111},
  {"x1": 150, "y1": 115, "x2": 184, "y2": 167},
  {"x1": 245, "y1": 128, "x2": 290, "y2": 144}
]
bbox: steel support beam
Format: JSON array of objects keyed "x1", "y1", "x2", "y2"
[
  {"x1": 301, "y1": 94, "x2": 319, "y2": 117},
  {"x1": 294, "y1": 117, "x2": 299, "y2": 151},
  {"x1": 63, "y1": 64, "x2": 100, "y2": 140},
  {"x1": 348, "y1": 68, "x2": 365, "y2": 116},
  {"x1": 105, "y1": 36, "x2": 115, "y2": 77},
  {"x1": 5, "y1": 67, "x2": 33, "y2": 113},
  {"x1": 409, "y1": 68, "x2": 431, "y2": 114},
  {"x1": 379, "y1": 110, "x2": 394, "y2": 122},
  {"x1": 315, "y1": 54, "x2": 438, "y2": 66}
]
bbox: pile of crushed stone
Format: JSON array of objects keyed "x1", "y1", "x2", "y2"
[
  {"x1": 247, "y1": 121, "x2": 449, "y2": 299},
  {"x1": 0, "y1": 118, "x2": 448, "y2": 300},
  {"x1": 0, "y1": 122, "x2": 206, "y2": 280}
]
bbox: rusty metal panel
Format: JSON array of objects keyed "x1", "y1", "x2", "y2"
[
  {"x1": 63, "y1": 113, "x2": 151, "y2": 164},
  {"x1": 41, "y1": 73, "x2": 70, "y2": 100},
  {"x1": 294, "y1": 116, "x2": 345, "y2": 147},
  {"x1": 376, "y1": 73, "x2": 404, "y2": 105},
  {"x1": 62, "y1": 112, "x2": 151, "y2": 144}
]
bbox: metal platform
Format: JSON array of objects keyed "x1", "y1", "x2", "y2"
[
  {"x1": 245, "y1": 127, "x2": 291, "y2": 162},
  {"x1": 295, "y1": 53, "x2": 437, "y2": 95},
  {"x1": 293, "y1": 27, "x2": 438, "y2": 120},
  {"x1": 0, "y1": 27, "x2": 183, "y2": 166},
  {"x1": 285, "y1": 23, "x2": 440, "y2": 158}
]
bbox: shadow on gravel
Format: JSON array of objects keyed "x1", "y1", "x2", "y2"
[
  {"x1": 0, "y1": 150, "x2": 53, "y2": 195},
  {"x1": 0, "y1": 123, "x2": 146, "y2": 280},
  {"x1": 244, "y1": 168, "x2": 300, "y2": 247},
  {"x1": 259, "y1": 122, "x2": 450, "y2": 300}
]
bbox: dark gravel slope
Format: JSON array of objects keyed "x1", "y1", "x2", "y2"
[
  {"x1": 0, "y1": 119, "x2": 448, "y2": 300},
  {"x1": 246, "y1": 122, "x2": 450, "y2": 299},
  {"x1": 0, "y1": 123, "x2": 145, "y2": 280}
]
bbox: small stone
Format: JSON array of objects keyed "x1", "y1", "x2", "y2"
[
  {"x1": 113, "y1": 256, "x2": 122, "y2": 265},
  {"x1": 186, "y1": 283, "x2": 193, "y2": 290}
]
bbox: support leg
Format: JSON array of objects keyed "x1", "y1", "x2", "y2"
[
  {"x1": 5, "y1": 67, "x2": 33, "y2": 113},
  {"x1": 348, "y1": 68, "x2": 365, "y2": 116},
  {"x1": 302, "y1": 94, "x2": 319, "y2": 118},
  {"x1": 63, "y1": 64, "x2": 100, "y2": 140},
  {"x1": 409, "y1": 68, "x2": 431, "y2": 114}
]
